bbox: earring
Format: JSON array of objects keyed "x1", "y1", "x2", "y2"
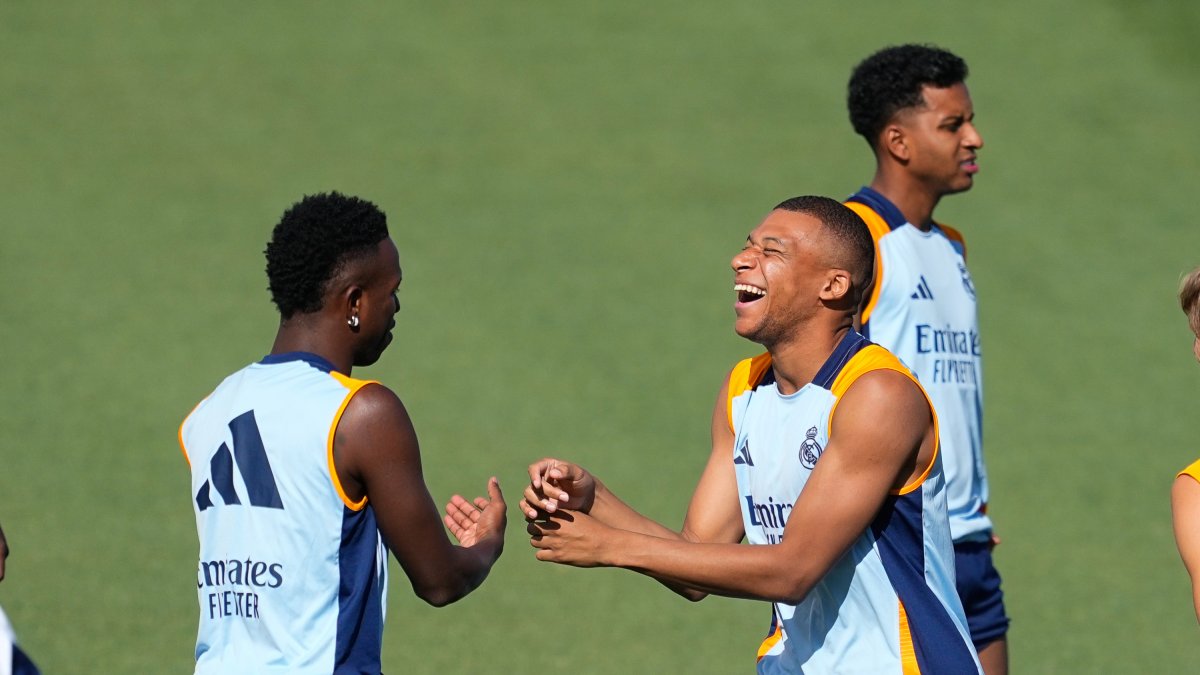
[{"x1": 348, "y1": 315, "x2": 360, "y2": 329}]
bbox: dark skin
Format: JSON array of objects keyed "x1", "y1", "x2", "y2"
[
  {"x1": 520, "y1": 212, "x2": 935, "y2": 608},
  {"x1": 0, "y1": 521, "x2": 7, "y2": 582},
  {"x1": 272, "y1": 237, "x2": 506, "y2": 606}
]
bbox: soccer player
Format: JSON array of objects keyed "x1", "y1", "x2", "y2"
[
  {"x1": 842, "y1": 44, "x2": 1009, "y2": 673},
  {"x1": 179, "y1": 192, "x2": 506, "y2": 674},
  {"x1": 519, "y1": 196, "x2": 981, "y2": 673},
  {"x1": 1171, "y1": 267, "x2": 1200, "y2": 622}
]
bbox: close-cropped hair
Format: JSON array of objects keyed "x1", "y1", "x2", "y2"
[
  {"x1": 1180, "y1": 267, "x2": 1200, "y2": 337},
  {"x1": 264, "y1": 191, "x2": 390, "y2": 319},
  {"x1": 773, "y1": 195, "x2": 874, "y2": 294},
  {"x1": 847, "y1": 44, "x2": 968, "y2": 146}
]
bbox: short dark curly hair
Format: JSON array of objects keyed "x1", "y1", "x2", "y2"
[
  {"x1": 847, "y1": 44, "x2": 968, "y2": 147},
  {"x1": 774, "y1": 195, "x2": 874, "y2": 294},
  {"x1": 264, "y1": 192, "x2": 389, "y2": 319}
]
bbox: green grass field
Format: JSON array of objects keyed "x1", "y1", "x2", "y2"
[{"x1": 2, "y1": 1, "x2": 1199, "y2": 671}]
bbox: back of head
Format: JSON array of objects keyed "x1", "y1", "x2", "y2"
[
  {"x1": 773, "y1": 195, "x2": 874, "y2": 300},
  {"x1": 1181, "y1": 267, "x2": 1200, "y2": 337},
  {"x1": 847, "y1": 44, "x2": 968, "y2": 148},
  {"x1": 265, "y1": 192, "x2": 389, "y2": 319}
]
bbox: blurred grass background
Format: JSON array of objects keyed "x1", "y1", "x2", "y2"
[{"x1": 1, "y1": 1, "x2": 1198, "y2": 671}]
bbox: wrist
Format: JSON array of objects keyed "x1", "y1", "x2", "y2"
[{"x1": 600, "y1": 526, "x2": 632, "y2": 568}]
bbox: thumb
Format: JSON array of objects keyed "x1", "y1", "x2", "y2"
[{"x1": 487, "y1": 476, "x2": 505, "y2": 504}]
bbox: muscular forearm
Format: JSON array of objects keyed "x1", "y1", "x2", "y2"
[
  {"x1": 412, "y1": 537, "x2": 503, "y2": 607},
  {"x1": 604, "y1": 530, "x2": 816, "y2": 605},
  {"x1": 589, "y1": 482, "x2": 684, "y2": 541}
]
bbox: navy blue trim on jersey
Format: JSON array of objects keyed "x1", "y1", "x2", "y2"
[
  {"x1": 12, "y1": 643, "x2": 41, "y2": 675},
  {"x1": 260, "y1": 351, "x2": 337, "y2": 373},
  {"x1": 846, "y1": 186, "x2": 907, "y2": 230},
  {"x1": 335, "y1": 505, "x2": 385, "y2": 674},
  {"x1": 872, "y1": 489, "x2": 978, "y2": 674},
  {"x1": 756, "y1": 366, "x2": 776, "y2": 389},
  {"x1": 812, "y1": 331, "x2": 871, "y2": 390}
]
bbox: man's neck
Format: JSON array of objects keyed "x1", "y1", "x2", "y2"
[
  {"x1": 767, "y1": 322, "x2": 853, "y2": 396},
  {"x1": 271, "y1": 319, "x2": 353, "y2": 375},
  {"x1": 869, "y1": 170, "x2": 940, "y2": 231}
]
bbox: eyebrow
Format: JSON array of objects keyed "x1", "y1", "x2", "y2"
[{"x1": 745, "y1": 235, "x2": 788, "y2": 248}]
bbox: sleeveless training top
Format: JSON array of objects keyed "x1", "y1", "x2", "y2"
[
  {"x1": 180, "y1": 352, "x2": 388, "y2": 674},
  {"x1": 846, "y1": 186, "x2": 992, "y2": 543},
  {"x1": 728, "y1": 331, "x2": 979, "y2": 674}
]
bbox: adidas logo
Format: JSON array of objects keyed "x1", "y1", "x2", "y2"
[
  {"x1": 195, "y1": 410, "x2": 284, "y2": 511},
  {"x1": 910, "y1": 275, "x2": 934, "y2": 300},
  {"x1": 733, "y1": 438, "x2": 754, "y2": 466}
]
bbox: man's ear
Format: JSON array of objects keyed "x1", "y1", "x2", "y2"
[
  {"x1": 819, "y1": 269, "x2": 853, "y2": 307},
  {"x1": 881, "y1": 123, "x2": 910, "y2": 163},
  {"x1": 344, "y1": 285, "x2": 364, "y2": 330}
]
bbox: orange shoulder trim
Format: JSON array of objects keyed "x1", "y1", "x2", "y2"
[
  {"x1": 1179, "y1": 458, "x2": 1200, "y2": 483},
  {"x1": 178, "y1": 399, "x2": 206, "y2": 468},
  {"x1": 328, "y1": 372, "x2": 381, "y2": 511},
  {"x1": 726, "y1": 352, "x2": 772, "y2": 432},
  {"x1": 844, "y1": 201, "x2": 891, "y2": 324},
  {"x1": 826, "y1": 345, "x2": 939, "y2": 496},
  {"x1": 937, "y1": 222, "x2": 967, "y2": 261}
]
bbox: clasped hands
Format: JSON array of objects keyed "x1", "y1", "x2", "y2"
[{"x1": 517, "y1": 458, "x2": 614, "y2": 568}]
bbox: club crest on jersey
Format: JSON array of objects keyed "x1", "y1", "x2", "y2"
[
  {"x1": 958, "y1": 261, "x2": 976, "y2": 299},
  {"x1": 734, "y1": 437, "x2": 754, "y2": 466},
  {"x1": 799, "y1": 426, "x2": 823, "y2": 470}
]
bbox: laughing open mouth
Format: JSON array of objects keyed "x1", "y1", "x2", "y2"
[{"x1": 735, "y1": 283, "x2": 766, "y2": 303}]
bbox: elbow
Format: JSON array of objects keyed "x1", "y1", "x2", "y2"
[
  {"x1": 775, "y1": 574, "x2": 816, "y2": 607},
  {"x1": 414, "y1": 582, "x2": 467, "y2": 608}
]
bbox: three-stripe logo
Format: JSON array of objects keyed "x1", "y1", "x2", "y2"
[
  {"x1": 910, "y1": 275, "x2": 934, "y2": 300},
  {"x1": 195, "y1": 410, "x2": 284, "y2": 511}
]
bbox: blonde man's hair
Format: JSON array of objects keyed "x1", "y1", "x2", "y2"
[{"x1": 1180, "y1": 267, "x2": 1200, "y2": 337}]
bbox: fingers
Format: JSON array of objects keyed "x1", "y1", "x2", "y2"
[
  {"x1": 528, "y1": 458, "x2": 573, "y2": 492},
  {"x1": 520, "y1": 480, "x2": 567, "y2": 519},
  {"x1": 444, "y1": 495, "x2": 480, "y2": 536}
]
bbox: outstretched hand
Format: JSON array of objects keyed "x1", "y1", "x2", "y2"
[
  {"x1": 444, "y1": 477, "x2": 507, "y2": 548},
  {"x1": 519, "y1": 458, "x2": 596, "y2": 519}
]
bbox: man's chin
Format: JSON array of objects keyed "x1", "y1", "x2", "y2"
[{"x1": 354, "y1": 338, "x2": 392, "y2": 368}]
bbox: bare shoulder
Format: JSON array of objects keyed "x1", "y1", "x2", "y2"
[
  {"x1": 335, "y1": 382, "x2": 421, "y2": 500},
  {"x1": 831, "y1": 368, "x2": 931, "y2": 460},
  {"x1": 839, "y1": 368, "x2": 928, "y2": 419},
  {"x1": 1174, "y1": 471, "x2": 1200, "y2": 505},
  {"x1": 339, "y1": 382, "x2": 414, "y2": 437}
]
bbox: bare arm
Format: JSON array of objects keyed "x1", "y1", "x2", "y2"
[
  {"x1": 521, "y1": 374, "x2": 744, "y2": 543},
  {"x1": 531, "y1": 369, "x2": 930, "y2": 605},
  {"x1": 336, "y1": 384, "x2": 505, "y2": 607},
  {"x1": 522, "y1": 375, "x2": 746, "y2": 600},
  {"x1": 1172, "y1": 473, "x2": 1200, "y2": 623}
]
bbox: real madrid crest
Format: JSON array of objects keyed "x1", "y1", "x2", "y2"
[
  {"x1": 799, "y1": 426, "x2": 823, "y2": 469},
  {"x1": 958, "y1": 261, "x2": 976, "y2": 300}
]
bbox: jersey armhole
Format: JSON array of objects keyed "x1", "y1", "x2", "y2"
[
  {"x1": 825, "y1": 348, "x2": 938, "y2": 496},
  {"x1": 895, "y1": 377, "x2": 938, "y2": 495},
  {"x1": 327, "y1": 373, "x2": 381, "y2": 511},
  {"x1": 178, "y1": 398, "x2": 207, "y2": 468},
  {"x1": 1179, "y1": 459, "x2": 1200, "y2": 483}
]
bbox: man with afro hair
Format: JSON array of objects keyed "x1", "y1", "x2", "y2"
[
  {"x1": 180, "y1": 192, "x2": 506, "y2": 674},
  {"x1": 843, "y1": 45, "x2": 1008, "y2": 674}
]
